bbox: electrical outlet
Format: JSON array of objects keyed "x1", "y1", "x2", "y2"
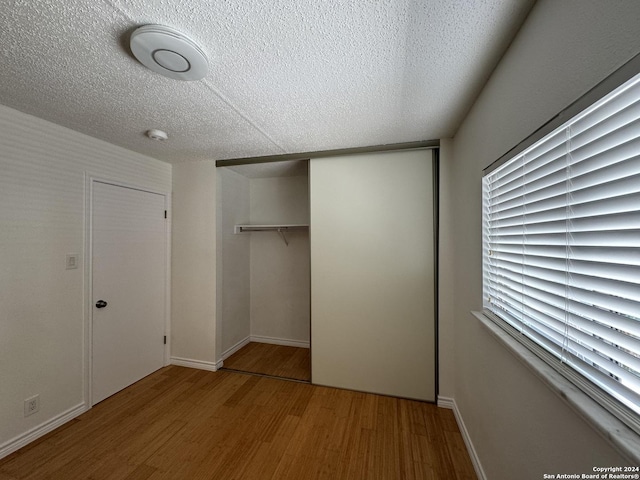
[{"x1": 24, "y1": 395, "x2": 39, "y2": 417}]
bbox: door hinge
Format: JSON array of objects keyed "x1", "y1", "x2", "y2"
[
  {"x1": 163, "y1": 335, "x2": 167, "y2": 345},
  {"x1": 164, "y1": 210, "x2": 167, "y2": 219}
]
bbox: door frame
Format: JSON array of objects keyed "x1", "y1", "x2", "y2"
[{"x1": 83, "y1": 175, "x2": 171, "y2": 408}]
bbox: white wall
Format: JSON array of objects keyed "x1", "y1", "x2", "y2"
[
  {"x1": 249, "y1": 175, "x2": 310, "y2": 345},
  {"x1": 216, "y1": 169, "x2": 310, "y2": 357},
  {"x1": 171, "y1": 161, "x2": 217, "y2": 369},
  {"x1": 249, "y1": 176, "x2": 310, "y2": 225},
  {"x1": 0, "y1": 104, "x2": 171, "y2": 457},
  {"x1": 447, "y1": 0, "x2": 640, "y2": 477},
  {"x1": 218, "y1": 168, "x2": 251, "y2": 355}
]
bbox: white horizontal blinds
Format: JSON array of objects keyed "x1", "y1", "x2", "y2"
[
  {"x1": 564, "y1": 75, "x2": 640, "y2": 414},
  {"x1": 483, "y1": 72, "x2": 640, "y2": 419}
]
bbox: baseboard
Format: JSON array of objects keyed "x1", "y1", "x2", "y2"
[
  {"x1": 170, "y1": 356, "x2": 219, "y2": 372},
  {"x1": 0, "y1": 402, "x2": 87, "y2": 461},
  {"x1": 221, "y1": 336, "x2": 251, "y2": 361},
  {"x1": 437, "y1": 395, "x2": 455, "y2": 410},
  {"x1": 437, "y1": 396, "x2": 486, "y2": 480},
  {"x1": 250, "y1": 335, "x2": 310, "y2": 349}
]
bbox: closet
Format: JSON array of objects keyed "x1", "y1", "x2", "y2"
[
  {"x1": 217, "y1": 148, "x2": 436, "y2": 401},
  {"x1": 217, "y1": 160, "x2": 311, "y2": 381}
]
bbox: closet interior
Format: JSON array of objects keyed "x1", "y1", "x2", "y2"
[{"x1": 217, "y1": 160, "x2": 310, "y2": 382}]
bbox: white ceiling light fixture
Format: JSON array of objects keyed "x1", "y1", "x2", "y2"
[{"x1": 130, "y1": 25, "x2": 208, "y2": 81}]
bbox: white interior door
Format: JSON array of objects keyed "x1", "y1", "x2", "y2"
[
  {"x1": 310, "y1": 150, "x2": 436, "y2": 401},
  {"x1": 91, "y1": 181, "x2": 166, "y2": 405}
]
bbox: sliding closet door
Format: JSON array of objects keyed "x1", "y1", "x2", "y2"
[{"x1": 310, "y1": 150, "x2": 435, "y2": 401}]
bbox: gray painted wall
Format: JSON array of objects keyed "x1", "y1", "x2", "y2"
[{"x1": 445, "y1": 0, "x2": 640, "y2": 477}]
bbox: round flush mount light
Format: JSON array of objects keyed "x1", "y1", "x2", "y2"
[
  {"x1": 130, "y1": 25, "x2": 208, "y2": 81},
  {"x1": 146, "y1": 129, "x2": 168, "y2": 141}
]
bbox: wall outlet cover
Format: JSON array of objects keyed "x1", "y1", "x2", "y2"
[{"x1": 24, "y1": 395, "x2": 40, "y2": 417}]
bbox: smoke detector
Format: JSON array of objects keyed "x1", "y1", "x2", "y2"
[
  {"x1": 146, "y1": 129, "x2": 168, "y2": 141},
  {"x1": 130, "y1": 25, "x2": 208, "y2": 81}
]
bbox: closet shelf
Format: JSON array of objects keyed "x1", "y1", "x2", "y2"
[{"x1": 233, "y1": 224, "x2": 309, "y2": 246}]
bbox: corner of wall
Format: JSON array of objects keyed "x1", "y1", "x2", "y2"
[
  {"x1": 437, "y1": 396, "x2": 487, "y2": 480},
  {"x1": 437, "y1": 139, "x2": 455, "y2": 398},
  {"x1": 171, "y1": 161, "x2": 218, "y2": 365}
]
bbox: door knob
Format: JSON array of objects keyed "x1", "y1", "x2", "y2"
[{"x1": 95, "y1": 300, "x2": 108, "y2": 309}]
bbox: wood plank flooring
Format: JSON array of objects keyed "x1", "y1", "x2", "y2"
[
  {"x1": 222, "y1": 342, "x2": 311, "y2": 382},
  {"x1": 0, "y1": 366, "x2": 476, "y2": 480}
]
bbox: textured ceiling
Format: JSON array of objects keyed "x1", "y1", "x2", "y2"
[{"x1": 0, "y1": 0, "x2": 534, "y2": 164}]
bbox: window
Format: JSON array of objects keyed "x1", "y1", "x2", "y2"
[{"x1": 482, "y1": 70, "x2": 640, "y2": 433}]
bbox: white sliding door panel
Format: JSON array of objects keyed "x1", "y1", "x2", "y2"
[
  {"x1": 310, "y1": 150, "x2": 435, "y2": 401},
  {"x1": 92, "y1": 181, "x2": 166, "y2": 405}
]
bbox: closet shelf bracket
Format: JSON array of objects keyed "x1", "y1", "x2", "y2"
[
  {"x1": 277, "y1": 228, "x2": 289, "y2": 246},
  {"x1": 233, "y1": 224, "x2": 309, "y2": 246}
]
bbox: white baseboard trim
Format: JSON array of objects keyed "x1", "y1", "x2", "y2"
[
  {"x1": 437, "y1": 395, "x2": 455, "y2": 410},
  {"x1": 221, "y1": 336, "x2": 251, "y2": 361},
  {"x1": 0, "y1": 402, "x2": 87, "y2": 461},
  {"x1": 250, "y1": 335, "x2": 310, "y2": 349},
  {"x1": 437, "y1": 396, "x2": 486, "y2": 480},
  {"x1": 170, "y1": 356, "x2": 219, "y2": 372}
]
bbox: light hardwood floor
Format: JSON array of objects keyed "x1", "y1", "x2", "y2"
[
  {"x1": 222, "y1": 342, "x2": 311, "y2": 382},
  {"x1": 0, "y1": 366, "x2": 476, "y2": 480}
]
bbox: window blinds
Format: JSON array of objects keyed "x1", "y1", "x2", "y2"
[{"x1": 483, "y1": 73, "x2": 640, "y2": 427}]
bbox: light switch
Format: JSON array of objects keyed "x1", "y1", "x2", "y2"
[{"x1": 66, "y1": 254, "x2": 79, "y2": 270}]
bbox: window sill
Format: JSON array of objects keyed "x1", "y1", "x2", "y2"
[{"x1": 472, "y1": 310, "x2": 640, "y2": 465}]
